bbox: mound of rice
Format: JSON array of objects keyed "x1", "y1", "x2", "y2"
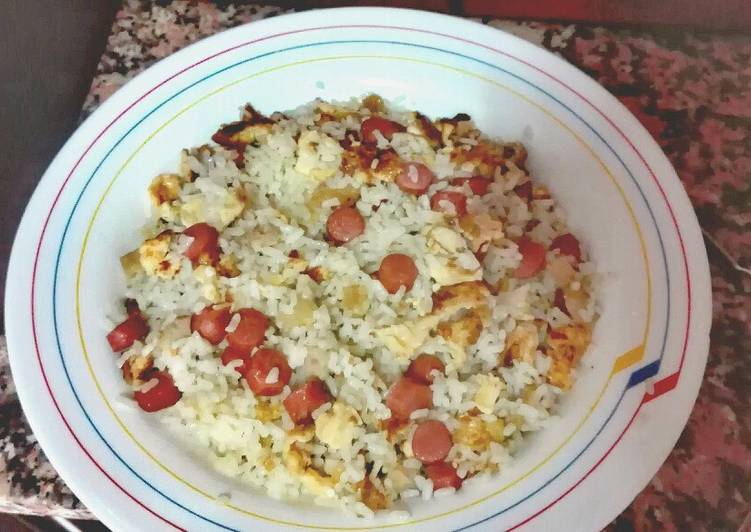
[{"x1": 109, "y1": 95, "x2": 597, "y2": 516}]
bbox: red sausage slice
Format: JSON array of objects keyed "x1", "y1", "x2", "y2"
[
  {"x1": 283, "y1": 378, "x2": 330, "y2": 424},
  {"x1": 361, "y1": 116, "x2": 405, "y2": 144},
  {"x1": 430, "y1": 191, "x2": 467, "y2": 216},
  {"x1": 513, "y1": 237, "x2": 547, "y2": 279},
  {"x1": 412, "y1": 420, "x2": 453, "y2": 464},
  {"x1": 424, "y1": 462, "x2": 462, "y2": 490},
  {"x1": 326, "y1": 206, "x2": 365, "y2": 244},
  {"x1": 107, "y1": 314, "x2": 149, "y2": 352},
  {"x1": 396, "y1": 163, "x2": 434, "y2": 195},
  {"x1": 450, "y1": 176, "x2": 491, "y2": 196},
  {"x1": 550, "y1": 233, "x2": 582, "y2": 263},
  {"x1": 226, "y1": 308, "x2": 269, "y2": 352},
  {"x1": 245, "y1": 348, "x2": 292, "y2": 397},
  {"x1": 134, "y1": 371, "x2": 181, "y2": 412},
  {"x1": 190, "y1": 305, "x2": 231, "y2": 345},
  {"x1": 221, "y1": 346, "x2": 251, "y2": 374},
  {"x1": 377, "y1": 253, "x2": 418, "y2": 294},
  {"x1": 406, "y1": 354, "x2": 445, "y2": 385},
  {"x1": 184, "y1": 223, "x2": 220, "y2": 266},
  {"x1": 386, "y1": 377, "x2": 432, "y2": 420}
]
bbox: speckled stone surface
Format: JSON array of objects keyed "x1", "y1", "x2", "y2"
[{"x1": 2, "y1": 1, "x2": 749, "y2": 528}]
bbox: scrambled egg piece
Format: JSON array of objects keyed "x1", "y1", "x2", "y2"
[
  {"x1": 342, "y1": 283, "x2": 369, "y2": 317},
  {"x1": 340, "y1": 145, "x2": 403, "y2": 184},
  {"x1": 376, "y1": 281, "x2": 490, "y2": 364},
  {"x1": 219, "y1": 187, "x2": 247, "y2": 227},
  {"x1": 546, "y1": 325, "x2": 592, "y2": 389},
  {"x1": 254, "y1": 400, "x2": 281, "y2": 422},
  {"x1": 278, "y1": 297, "x2": 316, "y2": 331},
  {"x1": 358, "y1": 477, "x2": 390, "y2": 511},
  {"x1": 193, "y1": 265, "x2": 222, "y2": 303},
  {"x1": 435, "y1": 114, "x2": 474, "y2": 146},
  {"x1": 473, "y1": 374, "x2": 504, "y2": 414},
  {"x1": 380, "y1": 277, "x2": 487, "y2": 351},
  {"x1": 212, "y1": 104, "x2": 273, "y2": 147},
  {"x1": 437, "y1": 310, "x2": 483, "y2": 347},
  {"x1": 451, "y1": 139, "x2": 527, "y2": 176},
  {"x1": 295, "y1": 130, "x2": 343, "y2": 181},
  {"x1": 179, "y1": 197, "x2": 205, "y2": 227},
  {"x1": 459, "y1": 214, "x2": 504, "y2": 254},
  {"x1": 425, "y1": 254, "x2": 482, "y2": 286},
  {"x1": 283, "y1": 427, "x2": 338, "y2": 496},
  {"x1": 314, "y1": 402, "x2": 361, "y2": 451},
  {"x1": 453, "y1": 415, "x2": 505, "y2": 451},
  {"x1": 138, "y1": 231, "x2": 179, "y2": 279},
  {"x1": 561, "y1": 287, "x2": 590, "y2": 322},
  {"x1": 148, "y1": 173, "x2": 181, "y2": 206},
  {"x1": 120, "y1": 249, "x2": 142, "y2": 277},
  {"x1": 277, "y1": 256, "x2": 309, "y2": 286},
  {"x1": 533, "y1": 184, "x2": 551, "y2": 200},
  {"x1": 307, "y1": 184, "x2": 359, "y2": 218},
  {"x1": 216, "y1": 254, "x2": 240, "y2": 278},
  {"x1": 361, "y1": 94, "x2": 385, "y2": 114},
  {"x1": 505, "y1": 322, "x2": 540, "y2": 364},
  {"x1": 317, "y1": 99, "x2": 359, "y2": 119},
  {"x1": 224, "y1": 123, "x2": 272, "y2": 145},
  {"x1": 431, "y1": 281, "x2": 490, "y2": 317},
  {"x1": 427, "y1": 226, "x2": 466, "y2": 254},
  {"x1": 406, "y1": 112, "x2": 442, "y2": 148},
  {"x1": 425, "y1": 225, "x2": 483, "y2": 286},
  {"x1": 121, "y1": 354, "x2": 153, "y2": 385},
  {"x1": 374, "y1": 316, "x2": 439, "y2": 359},
  {"x1": 437, "y1": 310, "x2": 484, "y2": 367},
  {"x1": 548, "y1": 255, "x2": 576, "y2": 287}
]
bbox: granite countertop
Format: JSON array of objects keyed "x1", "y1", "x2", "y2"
[{"x1": 2, "y1": 1, "x2": 749, "y2": 529}]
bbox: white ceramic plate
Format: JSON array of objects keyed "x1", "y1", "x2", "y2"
[{"x1": 6, "y1": 8, "x2": 711, "y2": 531}]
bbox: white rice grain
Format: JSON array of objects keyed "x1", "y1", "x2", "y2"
[{"x1": 265, "y1": 367, "x2": 280, "y2": 384}]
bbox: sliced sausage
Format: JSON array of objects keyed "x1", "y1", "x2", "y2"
[
  {"x1": 190, "y1": 305, "x2": 231, "y2": 345},
  {"x1": 134, "y1": 371, "x2": 181, "y2": 412},
  {"x1": 424, "y1": 462, "x2": 462, "y2": 490},
  {"x1": 412, "y1": 420, "x2": 453, "y2": 464},
  {"x1": 406, "y1": 354, "x2": 445, "y2": 385},
  {"x1": 245, "y1": 348, "x2": 292, "y2": 396},
  {"x1": 550, "y1": 233, "x2": 582, "y2": 263},
  {"x1": 361, "y1": 116, "x2": 405, "y2": 144},
  {"x1": 395, "y1": 163, "x2": 434, "y2": 195},
  {"x1": 183, "y1": 223, "x2": 220, "y2": 266},
  {"x1": 377, "y1": 253, "x2": 418, "y2": 294},
  {"x1": 450, "y1": 176, "x2": 491, "y2": 196},
  {"x1": 107, "y1": 314, "x2": 149, "y2": 352},
  {"x1": 513, "y1": 237, "x2": 546, "y2": 279},
  {"x1": 386, "y1": 377, "x2": 432, "y2": 420},
  {"x1": 221, "y1": 346, "x2": 251, "y2": 374},
  {"x1": 326, "y1": 206, "x2": 365, "y2": 244},
  {"x1": 430, "y1": 191, "x2": 467, "y2": 216},
  {"x1": 226, "y1": 308, "x2": 269, "y2": 352},
  {"x1": 283, "y1": 378, "x2": 330, "y2": 424}
]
